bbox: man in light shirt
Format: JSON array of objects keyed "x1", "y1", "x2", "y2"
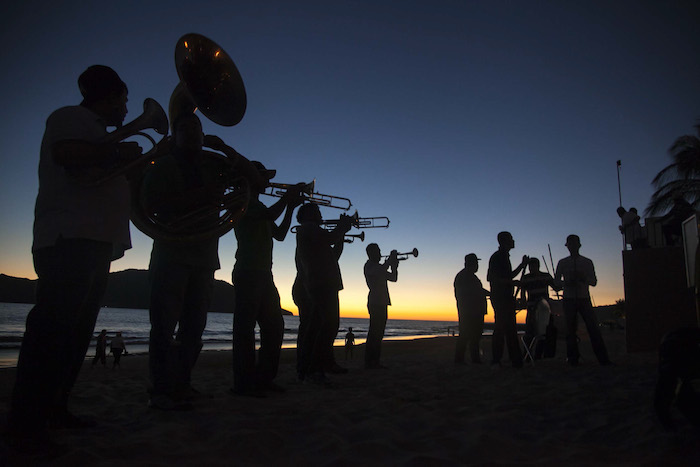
[{"x1": 554, "y1": 234, "x2": 612, "y2": 366}]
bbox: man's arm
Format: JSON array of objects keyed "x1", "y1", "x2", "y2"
[{"x1": 53, "y1": 140, "x2": 142, "y2": 170}]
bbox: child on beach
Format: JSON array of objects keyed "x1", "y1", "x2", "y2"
[{"x1": 345, "y1": 327, "x2": 355, "y2": 360}]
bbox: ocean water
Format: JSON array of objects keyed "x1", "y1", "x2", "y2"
[{"x1": 0, "y1": 302, "x2": 459, "y2": 368}]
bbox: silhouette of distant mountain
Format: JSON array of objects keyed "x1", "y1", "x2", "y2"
[{"x1": 0, "y1": 270, "x2": 293, "y2": 315}]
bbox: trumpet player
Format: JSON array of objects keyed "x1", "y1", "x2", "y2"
[
  {"x1": 8, "y1": 66, "x2": 142, "y2": 447},
  {"x1": 295, "y1": 204, "x2": 354, "y2": 383},
  {"x1": 231, "y1": 163, "x2": 304, "y2": 397},
  {"x1": 364, "y1": 244, "x2": 399, "y2": 369}
]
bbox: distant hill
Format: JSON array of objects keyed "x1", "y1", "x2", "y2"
[{"x1": 0, "y1": 271, "x2": 293, "y2": 315}]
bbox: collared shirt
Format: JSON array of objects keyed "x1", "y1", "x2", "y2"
[
  {"x1": 554, "y1": 254, "x2": 597, "y2": 299},
  {"x1": 364, "y1": 260, "x2": 397, "y2": 307},
  {"x1": 487, "y1": 248, "x2": 514, "y2": 300},
  {"x1": 454, "y1": 269, "x2": 488, "y2": 316},
  {"x1": 33, "y1": 105, "x2": 131, "y2": 258}
]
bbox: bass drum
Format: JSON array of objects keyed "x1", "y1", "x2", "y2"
[{"x1": 130, "y1": 149, "x2": 249, "y2": 243}]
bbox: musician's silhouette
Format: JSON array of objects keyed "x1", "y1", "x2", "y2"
[
  {"x1": 364, "y1": 243, "x2": 398, "y2": 369},
  {"x1": 8, "y1": 65, "x2": 141, "y2": 450},
  {"x1": 231, "y1": 162, "x2": 302, "y2": 397},
  {"x1": 294, "y1": 203, "x2": 353, "y2": 383}
]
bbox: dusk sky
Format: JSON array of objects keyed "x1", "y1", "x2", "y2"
[{"x1": 1, "y1": 0, "x2": 699, "y2": 321}]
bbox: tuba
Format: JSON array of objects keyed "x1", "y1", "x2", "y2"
[{"x1": 130, "y1": 33, "x2": 251, "y2": 242}]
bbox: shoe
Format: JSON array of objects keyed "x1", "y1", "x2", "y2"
[
  {"x1": 326, "y1": 363, "x2": 349, "y2": 374},
  {"x1": 148, "y1": 394, "x2": 194, "y2": 411},
  {"x1": 305, "y1": 372, "x2": 334, "y2": 387},
  {"x1": 176, "y1": 385, "x2": 211, "y2": 401},
  {"x1": 260, "y1": 382, "x2": 286, "y2": 393},
  {"x1": 229, "y1": 387, "x2": 267, "y2": 398},
  {"x1": 48, "y1": 409, "x2": 97, "y2": 429},
  {"x1": 365, "y1": 363, "x2": 389, "y2": 370}
]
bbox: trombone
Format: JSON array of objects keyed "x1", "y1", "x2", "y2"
[
  {"x1": 264, "y1": 180, "x2": 352, "y2": 211},
  {"x1": 322, "y1": 211, "x2": 390, "y2": 229},
  {"x1": 382, "y1": 248, "x2": 419, "y2": 261}
]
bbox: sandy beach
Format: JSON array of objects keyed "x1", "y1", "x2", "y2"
[{"x1": 1, "y1": 329, "x2": 698, "y2": 466}]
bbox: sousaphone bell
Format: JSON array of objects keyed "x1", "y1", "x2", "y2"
[{"x1": 130, "y1": 33, "x2": 251, "y2": 242}]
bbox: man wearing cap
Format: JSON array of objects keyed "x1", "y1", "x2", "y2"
[
  {"x1": 454, "y1": 253, "x2": 490, "y2": 364},
  {"x1": 231, "y1": 163, "x2": 303, "y2": 396},
  {"x1": 487, "y1": 232, "x2": 529, "y2": 368},
  {"x1": 554, "y1": 234, "x2": 611, "y2": 366},
  {"x1": 363, "y1": 243, "x2": 399, "y2": 369},
  {"x1": 8, "y1": 65, "x2": 142, "y2": 446}
]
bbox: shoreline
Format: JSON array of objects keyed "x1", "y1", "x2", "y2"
[{"x1": 2, "y1": 331, "x2": 697, "y2": 465}]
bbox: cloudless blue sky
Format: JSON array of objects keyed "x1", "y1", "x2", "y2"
[{"x1": 1, "y1": 0, "x2": 699, "y2": 320}]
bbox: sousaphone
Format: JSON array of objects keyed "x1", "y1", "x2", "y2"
[{"x1": 130, "y1": 33, "x2": 251, "y2": 242}]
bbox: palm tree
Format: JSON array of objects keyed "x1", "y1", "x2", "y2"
[{"x1": 645, "y1": 122, "x2": 700, "y2": 216}]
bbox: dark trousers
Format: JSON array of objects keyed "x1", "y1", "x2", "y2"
[
  {"x1": 455, "y1": 312, "x2": 484, "y2": 363},
  {"x1": 112, "y1": 349, "x2": 124, "y2": 368},
  {"x1": 491, "y1": 297, "x2": 522, "y2": 366},
  {"x1": 563, "y1": 298, "x2": 610, "y2": 364},
  {"x1": 10, "y1": 238, "x2": 112, "y2": 430},
  {"x1": 365, "y1": 303, "x2": 388, "y2": 366},
  {"x1": 149, "y1": 261, "x2": 213, "y2": 396},
  {"x1": 232, "y1": 270, "x2": 284, "y2": 391},
  {"x1": 293, "y1": 279, "x2": 312, "y2": 376},
  {"x1": 301, "y1": 286, "x2": 340, "y2": 375}
]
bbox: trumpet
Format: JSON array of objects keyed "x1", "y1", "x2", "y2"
[
  {"x1": 322, "y1": 211, "x2": 390, "y2": 229},
  {"x1": 264, "y1": 180, "x2": 352, "y2": 211},
  {"x1": 344, "y1": 232, "x2": 365, "y2": 243},
  {"x1": 382, "y1": 248, "x2": 419, "y2": 261}
]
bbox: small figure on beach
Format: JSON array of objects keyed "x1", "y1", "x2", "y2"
[
  {"x1": 8, "y1": 65, "x2": 140, "y2": 447},
  {"x1": 295, "y1": 203, "x2": 353, "y2": 383},
  {"x1": 554, "y1": 235, "x2": 612, "y2": 366},
  {"x1": 654, "y1": 327, "x2": 700, "y2": 430},
  {"x1": 144, "y1": 113, "x2": 260, "y2": 410},
  {"x1": 487, "y1": 231, "x2": 528, "y2": 368},
  {"x1": 364, "y1": 243, "x2": 399, "y2": 370},
  {"x1": 110, "y1": 331, "x2": 127, "y2": 369},
  {"x1": 92, "y1": 329, "x2": 108, "y2": 367},
  {"x1": 520, "y1": 258, "x2": 555, "y2": 359},
  {"x1": 454, "y1": 253, "x2": 489, "y2": 364},
  {"x1": 345, "y1": 327, "x2": 355, "y2": 360},
  {"x1": 231, "y1": 162, "x2": 302, "y2": 397}
]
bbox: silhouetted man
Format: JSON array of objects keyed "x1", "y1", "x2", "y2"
[
  {"x1": 364, "y1": 243, "x2": 398, "y2": 369},
  {"x1": 554, "y1": 234, "x2": 611, "y2": 366},
  {"x1": 295, "y1": 203, "x2": 353, "y2": 383},
  {"x1": 92, "y1": 329, "x2": 108, "y2": 367},
  {"x1": 8, "y1": 65, "x2": 141, "y2": 449},
  {"x1": 232, "y1": 163, "x2": 302, "y2": 397},
  {"x1": 520, "y1": 258, "x2": 554, "y2": 358},
  {"x1": 454, "y1": 253, "x2": 489, "y2": 364},
  {"x1": 487, "y1": 231, "x2": 528, "y2": 368},
  {"x1": 144, "y1": 113, "x2": 259, "y2": 409}
]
